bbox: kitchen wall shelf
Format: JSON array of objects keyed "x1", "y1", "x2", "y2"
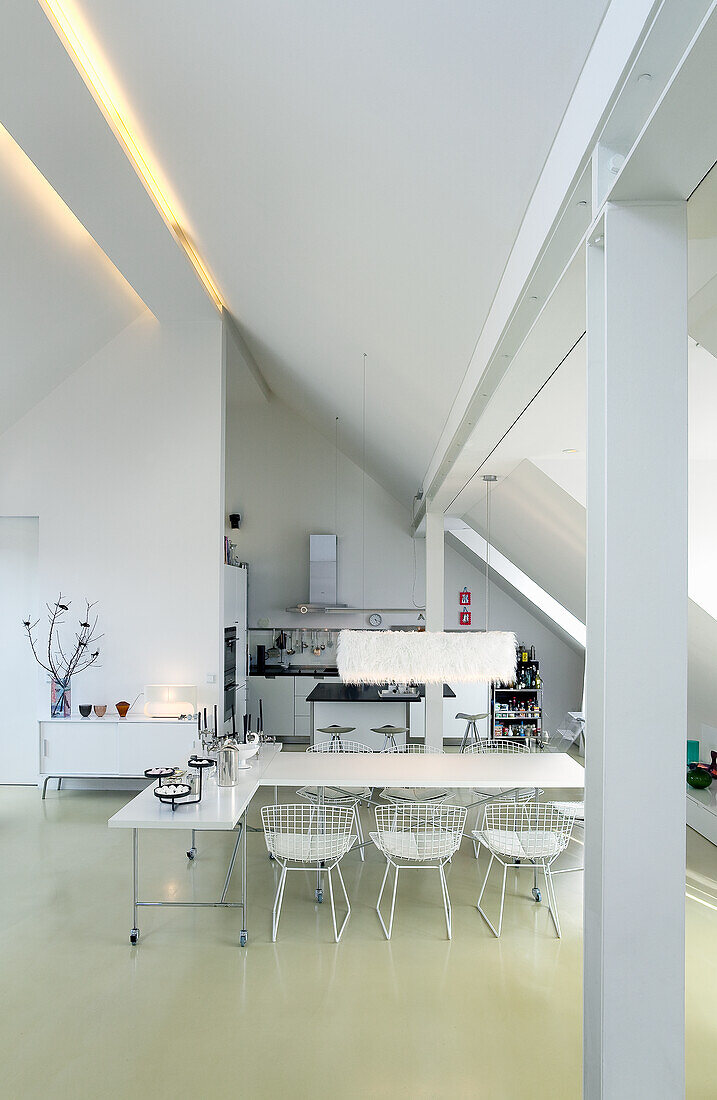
[{"x1": 491, "y1": 645, "x2": 543, "y2": 745}]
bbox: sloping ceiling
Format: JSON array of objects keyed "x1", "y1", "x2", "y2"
[
  {"x1": 41, "y1": 0, "x2": 609, "y2": 503},
  {"x1": 0, "y1": 123, "x2": 146, "y2": 432},
  {"x1": 466, "y1": 460, "x2": 586, "y2": 622}
]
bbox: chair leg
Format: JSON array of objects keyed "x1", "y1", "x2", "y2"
[
  {"x1": 376, "y1": 858, "x2": 390, "y2": 911},
  {"x1": 376, "y1": 861, "x2": 399, "y2": 939},
  {"x1": 353, "y1": 804, "x2": 365, "y2": 861},
  {"x1": 439, "y1": 862, "x2": 452, "y2": 939},
  {"x1": 272, "y1": 865, "x2": 288, "y2": 942},
  {"x1": 333, "y1": 860, "x2": 351, "y2": 941},
  {"x1": 476, "y1": 855, "x2": 507, "y2": 938},
  {"x1": 327, "y1": 866, "x2": 338, "y2": 942},
  {"x1": 544, "y1": 865, "x2": 562, "y2": 938}
]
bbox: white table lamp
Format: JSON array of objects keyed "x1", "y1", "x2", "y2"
[{"x1": 144, "y1": 684, "x2": 198, "y2": 718}]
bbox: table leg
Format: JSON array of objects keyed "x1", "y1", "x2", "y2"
[
  {"x1": 187, "y1": 828, "x2": 197, "y2": 860},
  {"x1": 240, "y1": 811, "x2": 248, "y2": 947},
  {"x1": 130, "y1": 829, "x2": 139, "y2": 944},
  {"x1": 220, "y1": 828, "x2": 243, "y2": 903}
]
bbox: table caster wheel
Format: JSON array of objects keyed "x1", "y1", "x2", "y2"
[
  {"x1": 240, "y1": 930, "x2": 248, "y2": 947},
  {"x1": 315, "y1": 889, "x2": 323, "y2": 904},
  {"x1": 129, "y1": 928, "x2": 139, "y2": 945},
  {"x1": 268, "y1": 852, "x2": 275, "y2": 861},
  {"x1": 187, "y1": 848, "x2": 196, "y2": 860},
  {"x1": 532, "y1": 887, "x2": 541, "y2": 902}
]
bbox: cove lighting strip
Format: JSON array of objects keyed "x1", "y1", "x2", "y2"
[{"x1": 39, "y1": 0, "x2": 223, "y2": 310}]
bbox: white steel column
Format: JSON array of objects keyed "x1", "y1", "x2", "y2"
[
  {"x1": 585, "y1": 201, "x2": 687, "y2": 1098},
  {"x1": 425, "y1": 509, "x2": 445, "y2": 749}
]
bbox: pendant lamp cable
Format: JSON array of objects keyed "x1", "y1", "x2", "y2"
[
  {"x1": 335, "y1": 415, "x2": 339, "y2": 539},
  {"x1": 486, "y1": 484, "x2": 490, "y2": 632},
  {"x1": 483, "y1": 474, "x2": 497, "y2": 633},
  {"x1": 362, "y1": 353, "x2": 366, "y2": 614}
]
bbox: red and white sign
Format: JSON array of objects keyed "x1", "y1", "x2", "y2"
[
  {"x1": 459, "y1": 588, "x2": 471, "y2": 606},
  {"x1": 460, "y1": 610, "x2": 472, "y2": 626}
]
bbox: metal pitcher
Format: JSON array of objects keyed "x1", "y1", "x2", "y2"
[{"x1": 217, "y1": 738, "x2": 240, "y2": 786}]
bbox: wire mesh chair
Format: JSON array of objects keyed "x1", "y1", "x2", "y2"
[
  {"x1": 473, "y1": 802, "x2": 577, "y2": 937},
  {"x1": 379, "y1": 744, "x2": 448, "y2": 806},
  {"x1": 370, "y1": 803, "x2": 467, "y2": 939},
  {"x1": 261, "y1": 804, "x2": 356, "y2": 942},
  {"x1": 464, "y1": 740, "x2": 542, "y2": 855},
  {"x1": 297, "y1": 741, "x2": 373, "y2": 861},
  {"x1": 548, "y1": 800, "x2": 585, "y2": 874}
]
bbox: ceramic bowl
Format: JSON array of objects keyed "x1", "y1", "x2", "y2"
[
  {"x1": 236, "y1": 743, "x2": 260, "y2": 769},
  {"x1": 94, "y1": 705, "x2": 107, "y2": 718}
]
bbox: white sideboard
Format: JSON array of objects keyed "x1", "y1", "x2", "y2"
[{"x1": 39, "y1": 716, "x2": 197, "y2": 796}]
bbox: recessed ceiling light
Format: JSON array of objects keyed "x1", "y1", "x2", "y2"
[
  {"x1": 577, "y1": 199, "x2": 588, "y2": 208},
  {"x1": 637, "y1": 72, "x2": 653, "y2": 84},
  {"x1": 39, "y1": 0, "x2": 223, "y2": 310},
  {"x1": 562, "y1": 448, "x2": 578, "y2": 454}
]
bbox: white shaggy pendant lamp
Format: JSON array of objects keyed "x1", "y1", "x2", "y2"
[
  {"x1": 338, "y1": 466, "x2": 516, "y2": 685},
  {"x1": 337, "y1": 628, "x2": 516, "y2": 684}
]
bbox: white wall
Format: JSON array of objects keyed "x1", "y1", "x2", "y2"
[
  {"x1": 0, "y1": 313, "x2": 223, "y2": 755},
  {"x1": 0, "y1": 518, "x2": 39, "y2": 782},
  {"x1": 225, "y1": 388, "x2": 424, "y2": 629}
]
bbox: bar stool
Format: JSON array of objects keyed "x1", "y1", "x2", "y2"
[
  {"x1": 316, "y1": 724, "x2": 355, "y2": 749},
  {"x1": 455, "y1": 712, "x2": 489, "y2": 752},
  {"x1": 372, "y1": 725, "x2": 407, "y2": 752}
]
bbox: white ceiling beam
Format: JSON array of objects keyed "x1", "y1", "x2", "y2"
[{"x1": 415, "y1": 0, "x2": 715, "y2": 530}]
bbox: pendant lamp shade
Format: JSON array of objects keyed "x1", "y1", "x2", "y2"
[{"x1": 337, "y1": 630, "x2": 517, "y2": 685}]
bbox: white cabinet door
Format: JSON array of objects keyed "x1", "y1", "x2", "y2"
[
  {"x1": 116, "y1": 723, "x2": 196, "y2": 775},
  {"x1": 41, "y1": 720, "x2": 117, "y2": 774},
  {"x1": 236, "y1": 567, "x2": 248, "y2": 676},
  {"x1": 223, "y1": 565, "x2": 237, "y2": 628},
  {"x1": 248, "y1": 676, "x2": 294, "y2": 739}
]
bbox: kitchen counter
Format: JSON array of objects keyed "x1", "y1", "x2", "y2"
[
  {"x1": 307, "y1": 683, "x2": 455, "y2": 702},
  {"x1": 250, "y1": 665, "x2": 339, "y2": 677}
]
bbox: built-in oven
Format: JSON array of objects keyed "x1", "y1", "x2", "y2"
[{"x1": 224, "y1": 626, "x2": 237, "y2": 723}]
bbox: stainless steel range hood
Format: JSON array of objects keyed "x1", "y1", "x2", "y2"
[
  {"x1": 286, "y1": 535, "x2": 348, "y2": 613},
  {"x1": 285, "y1": 533, "x2": 425, "y2": 615}
]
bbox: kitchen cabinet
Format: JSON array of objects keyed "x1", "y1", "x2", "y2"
[
  {"x1": 247, "y1": 674, "x2": 339, "y2": 743},
  {"x1": 247, "y1": 675, "x2": 295, "y2": 739}
]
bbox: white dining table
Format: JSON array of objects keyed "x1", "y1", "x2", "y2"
[
  {"x1": 109, "y1": 747, "x2": 584, "y2": 946},
  {"x1": 108, "y1": 744, "x2": 282, "y2": 946},
  {"x1": 261, "y1": 749, "x2": 585, "y2": 792}
]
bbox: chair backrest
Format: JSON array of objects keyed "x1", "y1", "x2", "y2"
[
  {"x1": 307, "y1": 740, "x2": 373, "y2": 753},
  {"x1": 467, "y1": 739, "x2": 529, "y2": 754},
  {"x1": 374, "y1": 802, "x2": 467, "y2": 859},
  {"x1": 482, "y1": 802, "x2": 576, "y2": 857},
  {"x1": 382, "y1": 744, "x2": 442, "y2": 754},
  {"x1": 261, "y1": 803, "x2": 354, "y2": 859}
]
